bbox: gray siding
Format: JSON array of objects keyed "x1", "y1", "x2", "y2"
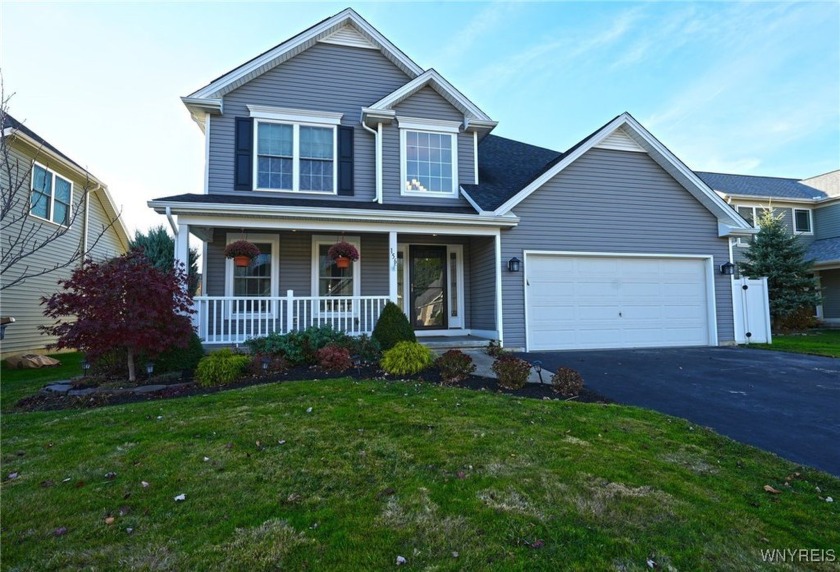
[
  {"x1": 732, "y1": 203, "x2": 817, "y2": 247},
  {"x1": 1, "y1": 143, "x2": 127, "y2": 357},
  {"x1": 208, "y1": 42, "x2": 411, "y2": 201},
  {"x1": 815, "y1": 203, "x2": 840, "y2": 240},
  {"x1": 820, "y1": 269, "x2": 840, "y2": 319},
  {"x1": 500, "y1": 148, "x2": 735, "y2": 349},
  {"x1": 469, "y1": 236, "x2": 497, "y2": 331},
  {"x1": 393, "y1": 86, "x2": 463, "y2": 122}
]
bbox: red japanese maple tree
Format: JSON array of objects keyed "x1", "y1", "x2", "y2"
[{"x1": 41, "y1": 249, "x2": 195, "y2": 381}]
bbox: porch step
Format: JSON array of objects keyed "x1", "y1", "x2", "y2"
[{"x1": 418, "y1": 336, "x2": 491, "y2": 351}]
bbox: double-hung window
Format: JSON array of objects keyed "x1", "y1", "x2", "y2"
[
  {"x1": 793, "y1": 208, "x2": 812, "y2": 234},
  {"x1": 30, "y1": 163, "x2": 72, "y2": 226},
  {"x1": 249, "y1": 105, "x2": 342, "y2": 194},
  {"x1": 399, "y1": 117, "x2": 459, "y2": 197},
  {"x1": 312, "y1": 235, "x2": 360, "y2": 314}
]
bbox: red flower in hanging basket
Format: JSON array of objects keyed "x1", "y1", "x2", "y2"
[
  {"x1": 224, "y1": 240, "x2": 261, "y2": 260},
  {"x1": 327, "y1": 241, "x2": 359, "y2": 262}
]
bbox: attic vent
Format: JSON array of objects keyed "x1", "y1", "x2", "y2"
[
  {"x1": 319, "y1": 25, "x2": 378, "y2": 50},
  {"x1": 595, "y1": 128, "x2": 646, "y2": 153}
]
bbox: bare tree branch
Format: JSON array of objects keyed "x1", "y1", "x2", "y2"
[{"x1": 0, "y1": 73, "x2": 124, "y2": 291}]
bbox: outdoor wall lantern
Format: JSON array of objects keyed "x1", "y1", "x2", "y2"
[
  {"x1": 720, "y1": 261, "x2": 736, "y2": 276},
  {"x1": 508, "y1": 257, "x2": 521, "y2": 272}
]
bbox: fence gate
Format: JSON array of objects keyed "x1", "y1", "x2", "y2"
[{"x1": 732, "y1": 277, "x2": 772, "y2": 344}]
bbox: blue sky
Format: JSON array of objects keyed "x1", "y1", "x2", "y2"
[{"x1": 2, "y1": 1, "x2": 838, "y2": 235}]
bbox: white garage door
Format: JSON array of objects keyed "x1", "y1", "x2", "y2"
[{"x1": 525, "y1": 254, "x2": 713, "y2": 351}]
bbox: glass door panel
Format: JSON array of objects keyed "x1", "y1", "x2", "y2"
[{"x1": 410, "y1": 245, "x2": 447, "y2": 329}]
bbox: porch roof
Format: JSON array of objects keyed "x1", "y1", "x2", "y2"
[{"x1": 151, "y1": 193, "x2": 477, "y2": 215}]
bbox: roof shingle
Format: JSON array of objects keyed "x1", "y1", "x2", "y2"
[{"x1": 696, "y1": 172, "x2": 826, "y2": 201}]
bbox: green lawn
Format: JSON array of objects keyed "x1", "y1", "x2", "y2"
[
  {"x1": 2, "y1": 377, "x2": 837, "y2": 571},
  {"x1": 751, "y1": 330, "x2": 840, "y2": 358},
  {"x1": 1, "y1": 352, "x2": 83, "y2": 411}
]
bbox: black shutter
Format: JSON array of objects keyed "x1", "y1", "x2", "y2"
[
  {"x1": 337, "y1": 125, "x2": 354, "y2": 196},
  {"x1": 234, "y1": 117, "x2": 253, "y2": 191}
]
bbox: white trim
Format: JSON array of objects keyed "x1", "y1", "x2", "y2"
[
  {"x1": 446, "y1": 244, "x2": 465, "y2": 329},
  {"x1": 594, "y1": 127, "x2": 646, "y2": 152},
  {"x1": 473, "y1": 131, "x2": 478, "y2": 185},
  {"x1": 396, "y1": 116, "x2": 461, "y2": 133},
  {"x1": 203, "y1": 113, "x2": 210, "y2": 194},
  {"x1": 247, "y1": 105, "x2": 343, "y2": 125},
  {"x1": 521, "y1": 250, "x2": 719, "y2": 352},
  {"x1": 30, "y1": 161, "x2": 73, "y2": 228},
  {"x1": 492, "y1": 113, "x2": 751, "y2": 231},
  {"x1": 369, "y1": 69, "x2": 493, "y2": 122},
  {"x1": 318, "y1": 24, "x2": 378, "y2": 49},
  {"x1": 152, "y1": 206, "x2": 518, "y2": 232},
  {"x1": 186, "y1": 8, "x2": 423, "y2": 100},
  {"x1": 459, "y1": 187, "x2": 490, "y2": 215},
  {"x1": 495, "y1": 229, "x2": 504, "y2": 347},
  {"x1": 252, "y1": 119, "x2": 338, "y2": 195},
  {"x1": 388, "y1": 231, "x2": 398, "y2": 303},
  {"x1": 311, "y1": 234, "x2": 361, "y2": 315},
  {"x1": 201, "y1": 241, "x2": 208, "y2": 297},
  {"x1": 399, "y1": 127, "x2": 459, "y2": 197},
  {"x1": 793, "y1": 207, "x2": 814, "y2": 235},
  {"x1": 224, "y1": 232, "x2": 281, "y2": 318}
]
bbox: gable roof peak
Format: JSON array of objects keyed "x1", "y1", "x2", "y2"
[{"x1": 185, "y1": 8, "x2": 424, "y2": 102}]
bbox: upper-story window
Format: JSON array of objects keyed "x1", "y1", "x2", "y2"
[
  {"x1": 793, "y1": 208, "x2": 812, "y2": 234},
  {"x1": 30, "y1": 163, "x2": 72, "y2": 226},
  {"x1": 248, "y1": 105, "x2": 343, "y2": 194},
  {"x1": 737, "y1": 206, "x2": 760, "y2": 228},
  {"x1": 399, "y1": 117, "x2": 460, "y2": 197}
]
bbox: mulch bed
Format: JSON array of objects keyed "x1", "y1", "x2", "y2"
[{"x1": 15, "y1": 363, "x2": 612, "y2": 412}]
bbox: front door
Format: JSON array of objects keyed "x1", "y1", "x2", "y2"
[{"x1": 409, "y1": 245, "x2": 447, "y2": 329}]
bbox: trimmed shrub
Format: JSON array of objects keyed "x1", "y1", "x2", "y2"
[
  {"x1": 435, "y1": 349, "x2": 476, "y2": 384},
  {"x1": 492, "y1": 355, "x2": 531, "y2": 390},
  {"x1": 372, "y1": 302, "x2": 415, "y2": 351},
  {"x1": 316, "y1": 344, "x2": 353, "y2": 373},
  {"x1": 244, "y1": 325, "x2": 350, "y2": 365},
  {"x1": 195, "y1": 349, "x2": 250, "y2": 387},
  {"x1": 153, "y1": 331, "x2": 205, "y2": 375},
  {"x1": 381, "y1": 341, "x2": 434, "y2": 376},
  {"x1": 486, "y1": 339, "x2": 506, "y2": 358},
  {"x1": 341, "y1": 334, "x2": 382, "y2": 363},
  {"x1": 551, "y1": 367, "x2": 584, "y2": 397},
  {"x1": 248, "y1": 353, "x2": 288, "y2": 376}
]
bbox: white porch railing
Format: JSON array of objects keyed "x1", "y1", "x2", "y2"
[{"x1": 194, "y1": 291, "x2": 391, "y2": 344}]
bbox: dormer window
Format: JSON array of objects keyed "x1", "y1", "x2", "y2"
[
  {"x1": 248, "y1": 105, "x2": 343, "y2": 194},
  {"x1": 399, "y1": 117, "x2": 459, "y2": 197}
]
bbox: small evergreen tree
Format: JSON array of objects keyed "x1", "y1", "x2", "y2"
[
  {"x1": 372, "y1": 302, "x2": 416, "y2": 350},
  {"x1": 130, "y1": 226, "x2": 200, "y2": 295},
  {"x1": 41, "y1": 249, "x2": 195, "y2": 381},
  {"x1": 739, "y1": 208, "x2": 821, "y2": 329}
]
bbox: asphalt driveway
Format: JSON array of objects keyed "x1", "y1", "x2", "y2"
[{"x1": 520, "y1": 347, "x2": 840, "y2": 476}]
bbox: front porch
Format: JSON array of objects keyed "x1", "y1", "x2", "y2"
[{"x1": 179, "y1": 225, "x2": 504, "y2": 346}]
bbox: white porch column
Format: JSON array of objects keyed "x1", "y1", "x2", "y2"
[
  {"x1": 175, "y1": 223, "x2": 190, "y2": 273},
  {"x1": 495, "y1": 229, "x2": 504, "y2": 346},
  {"x1": 388, "y1": 230, "x2": 398, "y2": 303}
]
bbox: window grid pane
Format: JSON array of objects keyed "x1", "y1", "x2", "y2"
[
  {"x1": 233, "y1": 245, "x2": 272, "y2": 300},
  {"x1": 405, "y1": 130, "x2": 453, "y2": 193},
  {"x1": 318, "y1": 245, "x2": 354, "y2": 310},
  {"x1": 31, "y1": 165, "x2": 52, "y2": 220},
  {"x1": 257, "y1": 123, "x2": 293, "y2": 190}
]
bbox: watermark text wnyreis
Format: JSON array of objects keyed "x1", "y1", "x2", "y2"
[{"x1": 760, "y1": 549, "x2": 835, "y2": 563}]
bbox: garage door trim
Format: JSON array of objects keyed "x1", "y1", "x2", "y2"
[{"x1": 522, "y1": 250, "x2": 718, "y2": 352}]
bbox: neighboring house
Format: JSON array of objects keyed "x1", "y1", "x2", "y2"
[
  {"x1": 149, "y1": 8, "x2": 754, "y2": 352},
  {"x1": 697, "y1": 170, "x2": 840, "y2": 326},
  {"x1": 1, "y1": 114, "x2": 130, "y2": 357}
]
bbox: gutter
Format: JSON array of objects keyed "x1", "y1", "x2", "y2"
[
  {"x1": 360, "y1": 120, "x2": 383, "y2": 204},
  {"x1": 165, "y1": 206, "x2": 179, "y2": 235},
  {"x1": 149, "y1": 199, "x2": 520, "y2": 228}
]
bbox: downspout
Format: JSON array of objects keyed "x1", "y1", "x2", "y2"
[
  {"x1": 361, "y1": 120, "x2": 383, "y2": 204},
  {"x1": 165, "y1": 206, "x2": 179, "y2": 236}
]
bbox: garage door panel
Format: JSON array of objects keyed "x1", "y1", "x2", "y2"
[{"x1": 526, "y1": 254, "x2": 712, "y2": 351}]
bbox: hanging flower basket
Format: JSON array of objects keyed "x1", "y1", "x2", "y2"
[
  {"x1": 224, "y1": 240, "x2": 260, "y2": 268},
  {"x1": 328, "y1": 241, "x2": 359, "y2": 269}
]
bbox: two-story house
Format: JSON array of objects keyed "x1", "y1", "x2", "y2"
[
  {"x1": 1, "y1": 114, "x2": 130, "y2": 357},
  {"x1": 698, "y1": 170, "x2": 840, "y2": 327},
  {"x1": 149, "y1": 8, "x2": 755, "y2": 352}
]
